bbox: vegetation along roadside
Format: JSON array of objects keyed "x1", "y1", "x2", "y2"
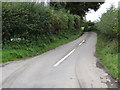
[
  {"x1": 2, "y1": 2, "x2": 83, "y2": 63},
  {"x1": 95, "y1": 6, "x2": 120, "y2": 80}
]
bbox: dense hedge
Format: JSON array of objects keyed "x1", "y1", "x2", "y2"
[
  {"x1": 2, "y1": 2, "x2": 82, "y2": 42},
  {"x1": 95, "y1": 7, "x2": 119, "y2": 38}
]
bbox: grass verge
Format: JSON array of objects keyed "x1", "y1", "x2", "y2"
[
  {"x1": 96, "y1": 34, "x2": 119, "y2": 80},
  {"x1": 2, "y1": 32, "x2": 82, "y2": 63}
]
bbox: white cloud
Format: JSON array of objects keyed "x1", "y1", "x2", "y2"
[{"x1": 85, "y1": 0, "x2": 120, "y2": 22}]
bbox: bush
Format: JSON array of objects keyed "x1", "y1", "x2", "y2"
[
  {"x1": 2, "y1": 2, "x2": 53, "y2": 41},
  {"x1": 95, "y1": 6, "x2": 119, "y2": 38},
  {"x1": 74, "y1": 15, "x2": 81, "y2": 30},
  {"x1": 2, "y1": 2, "x2": 82, "y2": 42}
]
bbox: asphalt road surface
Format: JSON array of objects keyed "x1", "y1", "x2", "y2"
[{"x1": 1, "y1": 32, "x2": 118, "y2": 88}]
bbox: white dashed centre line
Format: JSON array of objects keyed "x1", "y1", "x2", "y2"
[
  {"x1": 53, "y1": 48, "x2": 76, "y2": 67},
  {"x1": 53, "y1": 39, "x2": 86, "y2": 67},
  {"x1": 79, "y1": 40, "x2": 85, "y2": 46},
  {"x1": 79, "y1": 42, "x2": 82, "y2": 46}
]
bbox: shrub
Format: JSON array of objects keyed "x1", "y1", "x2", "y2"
[
  {"x1": 2, "y1": 2, "x2": 82, "y2": 42},
  {"x1": 95, "y1": 6, "x2": 119, "y2": 38},
  {"x1": 74, "y1": 15, "x2": 81, "y2": 30},
  {"x1": 2, "y1": 2, "x2": 53, "y2": 41}
]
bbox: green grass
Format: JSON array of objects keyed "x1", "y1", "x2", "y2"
[
  {"x1": 96, "y1": 34, "x2": 119, "y2": 80},
  {"x1": 2, "y1": 32, "x2": 82, "y2": 63}
]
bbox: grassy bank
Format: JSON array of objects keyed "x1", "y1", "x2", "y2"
[
  {"x1": 2, "y1": 32, "x2": 82, "y2": 63},
  {"x1": 96, "y1": 34, "x2": 119, "y2": 80}
]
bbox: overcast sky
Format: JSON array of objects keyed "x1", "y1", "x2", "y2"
[{"x1": 86, "y1": 0, "x2": 120, "y2": 22}]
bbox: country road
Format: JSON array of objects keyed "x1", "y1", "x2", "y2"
[{"x1": 0, "y1": 32, "x2": 118, "y2": 88}]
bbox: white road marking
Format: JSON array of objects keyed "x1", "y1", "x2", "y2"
[
  {"x1": 53, "y1": 49, "x2": 76, "y2": 67},
  {"x1": 53, "y1": 39, "x2": 86, "y2": 67},
  {"x1": 82, "y1": 40, "x2": 85, "y2": 43},
  {"x1": 79, "y1": 40, "x2": 85, "y2": 46},
  {"x1": 79, "y1": 42, "x2": 82, "y2": 46}
]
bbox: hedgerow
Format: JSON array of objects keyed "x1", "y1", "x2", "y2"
[{"x1": 2, "y1": 2, "x2": 82, "y2": 42}]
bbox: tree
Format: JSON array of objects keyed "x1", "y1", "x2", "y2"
[
  {"x1": 50, "y1": 2, "x2": 104, "y2": 17},
  {"x1": 50, "y1": 2, "x2": 66, "y2": 10}
]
